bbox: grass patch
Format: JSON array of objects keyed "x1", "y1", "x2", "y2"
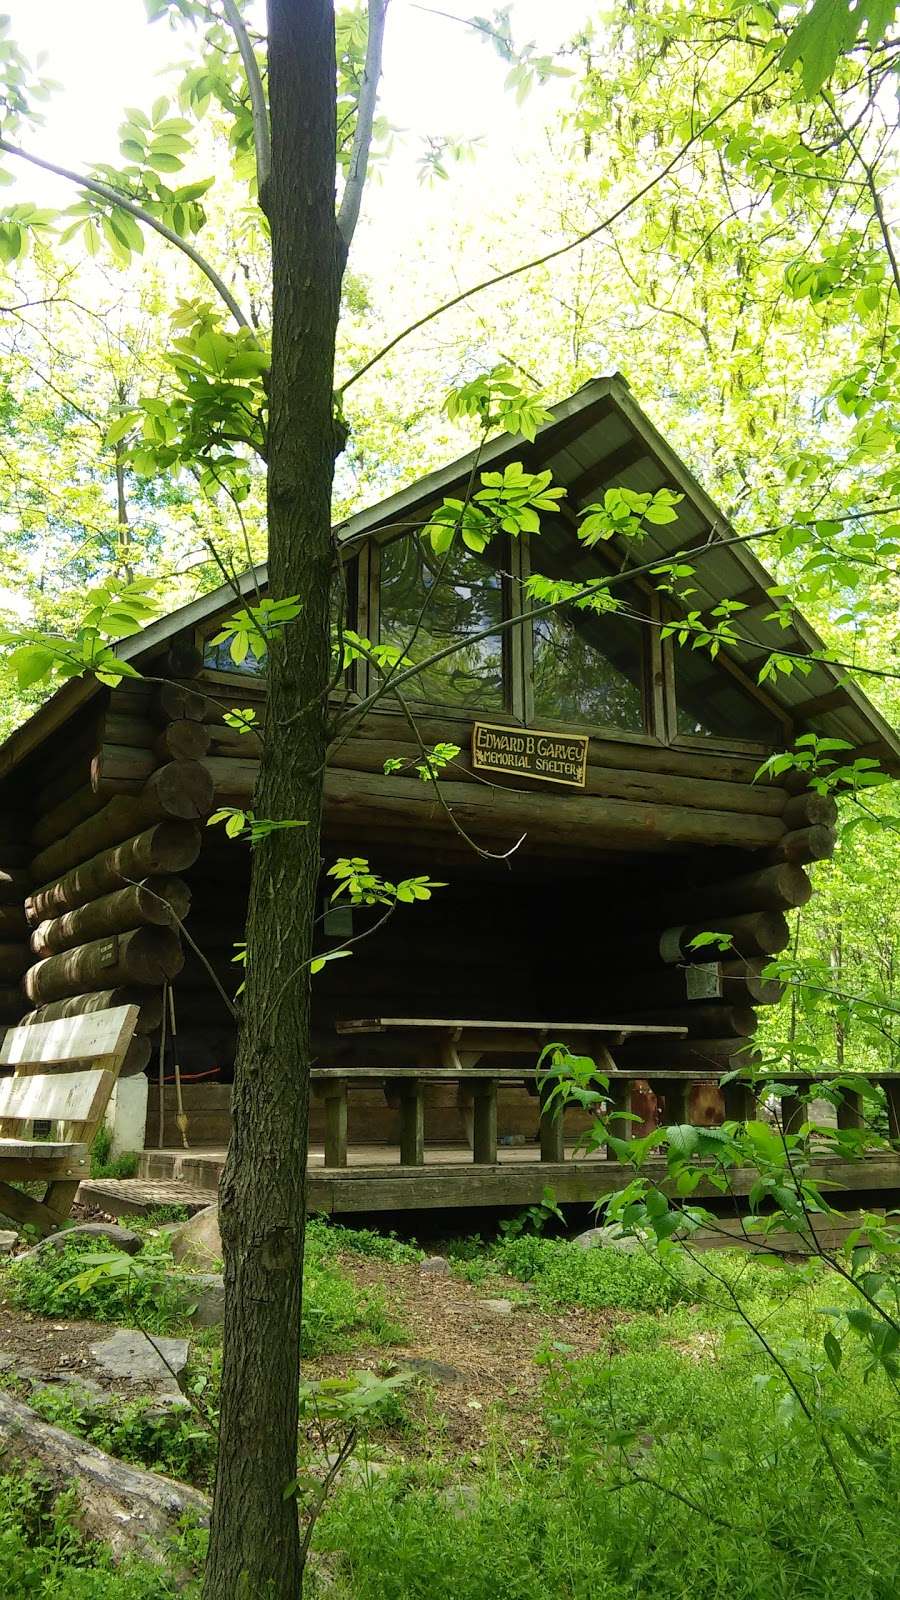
[
  {"x1": 303, "y1": 1224, "x2": 406, "y2": 1355},
  {"x1": 89, "y1": 1125, "x2": 139, "y2": 1181},
  {"x1": 307, "y1": 1217, "x2": 424, "y2": 1265},
  {"x1": 450, "y1": 1232, "x2": 699, "y2": 1313}
]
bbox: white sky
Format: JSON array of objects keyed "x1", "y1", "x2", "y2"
[{"x1": 3, "y1": 0, "x2": 587, "y2": 226}]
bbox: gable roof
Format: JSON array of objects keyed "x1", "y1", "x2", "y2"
[{"x1": 1, "y1": 372, "x2": 898, "y2": 781}]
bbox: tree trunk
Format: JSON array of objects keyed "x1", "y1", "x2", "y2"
[{"x1": 202, "y1": 5, "x2": 342, "y2": 1597}]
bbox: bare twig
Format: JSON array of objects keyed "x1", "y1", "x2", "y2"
[
  {"x1": 0, "y1": 138, "x2": 256, "y2": 335},
  {"x1": 337, "y1": 0, "x2": 390, "y2": 253},
  {"x1": 221, "y1": 0, "x2": 272, "y2": 193}
]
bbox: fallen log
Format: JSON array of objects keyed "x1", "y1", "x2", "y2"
[{"x1": 0, "y1": 1389, "x2": 209, "y2": 1564}]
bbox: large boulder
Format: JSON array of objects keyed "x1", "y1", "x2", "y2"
[
  {"x1": 571, "y1": 1224, "x2": 642, "y2": 1255},
  {"x1": 168, "y1": 1205, "x2": 222, "y2": 1270},
  {"x1": 182, "y1": 1272, "x2": 225, "y2": 1329},
  {"x1": 17, "y1": 1223, "x2": 142, "y2": 1263}
]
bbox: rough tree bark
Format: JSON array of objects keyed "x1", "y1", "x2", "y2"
[{"x1": 202, "y1": 4, "x2": 342, "y2": 1596}]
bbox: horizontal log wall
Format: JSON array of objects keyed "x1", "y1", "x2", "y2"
[{"x1": 1, "y1": 653, "x2": 838, "y2": 1144}]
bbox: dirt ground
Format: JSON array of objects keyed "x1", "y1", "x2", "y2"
[{"x1": 304, "y1": 1253, "x2": 627, "y2": 1454}]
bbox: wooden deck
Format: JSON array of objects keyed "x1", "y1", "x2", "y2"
[{"x1": 108, "y1": 1141, "x2": 900, "y2": 1217}]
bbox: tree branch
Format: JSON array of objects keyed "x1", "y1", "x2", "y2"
[
  {"x1": 336, "y1": 0, "x2": 389, "y2": 255},
  {"x1": 338, "y1": 58, "x2": 776, "y2": 393},
  {"x1": 0, "y1": 138, "x2": 257, "y2": 335},
  {"x1": 221, "y1": 0, "x2": 272, "y2": 195}
]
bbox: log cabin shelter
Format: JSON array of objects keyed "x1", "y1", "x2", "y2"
[{"x1": 0, "y1": 371, "x2": 898, "y2": 1210}]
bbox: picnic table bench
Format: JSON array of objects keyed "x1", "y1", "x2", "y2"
[{"x1": 0, "y1": 1005, "x2": 138, "y2": 1235}]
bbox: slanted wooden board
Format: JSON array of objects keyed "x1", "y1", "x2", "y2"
[
  {"x1": 0, "y1": 1069, "x2": 114, "y2": 1128},
  {"x1": 0, "y1": 1003, "x2": 138, "y2": 1236},
  {"x1": 0, "y1": 1005, "x2": 138, "y2": 1071}
]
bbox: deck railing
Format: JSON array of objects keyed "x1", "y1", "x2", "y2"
[{"x1": 310, "y1": 1066, "x2": 900, "y2": 1169}]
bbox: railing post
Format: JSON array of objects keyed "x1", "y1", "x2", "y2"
[
  {"x1": 323, "y1": 1083, "x2": 348, "y2": 1169},
  {"x1": 603, "y1": 1078, "x2": 632, "y2": 1160},
  {"x1": 399, "y1": 1079, "x2": 425, "y2": 1166},
  {"x1": 538, "y1": 1078, "x2": 565, "y2": 1163},
  {"x1": 780, "y1": 1093, "x2": 806, "y2": 1136},
  {"x1": 472, "y1": 1079, "x2": 498, "y2": 1165},
  {"x1": 836, "y1": 1087, "x2": 865, "y2": 1131},
  {"x1": 722, "y1": 1080, "x2": 756, "y2": 1122},
  {"x1": 884, "y1": 1080, "x2": 900, "y2": 1147}
]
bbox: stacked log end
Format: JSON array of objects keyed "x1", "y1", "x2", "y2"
[{"x1": 14, "y1": 679, "x2": 216, "y2": 1041}]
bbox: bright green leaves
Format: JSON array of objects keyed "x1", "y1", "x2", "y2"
[
  {"x1": 444, "y1": 367, "x2": 552, "y2": 442},
  {"x1": 0, "y1": 17, "x2": 57, "y2": 147},
  {"x1": 425, "y1": 462, "x2": 565, "y2": 554},
  {"x1": 222, "y1": 706, "x2": 258, "y2": 734},
  {"x1": 579, "y1": 486, "x2": 683, "y2": 547},
  {"x1": 756, "y1": 732, "x2": 889, "y2": 796},
  {"x1": 118, "y1": 99, "x2": 194, "y2": 176},
  {"x1": 208, "y1": 809, "x2": 308, "y2": 844},
  {"x1": 781, "y1": 0, "x2": 899, "y2": 96},
  {"x1": 327, "y1": 856, "x2": 446, "y2": 907},
  {"x1": 209, "y1": 595, "x2": 302, "y2": 667},
  {"x1": 0, "y1": 203, "x2": 56, "y2": 265},
  {"x1": 468, "y1": 7, "x2": 571, "y2": 103},
  {"x1": 108, "y1": 310, "x2": 269, "y2": 493},
  {"x1": 0, "y1": 578, "x2": 159, "y2": 693},
  {"x1": 341, "y1": 630, "x2": 412, "y2": 674},
  {"x1": 383, "y1": 741, "x2": 461, "y2": 781}
]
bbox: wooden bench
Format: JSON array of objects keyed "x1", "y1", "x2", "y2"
[{"x1": 0, "y1": 1005, "x2": 139, "y2": 1236}]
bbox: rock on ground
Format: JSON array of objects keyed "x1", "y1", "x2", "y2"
[
  {"x1": 169, "y1": 1205, "x2": 222, "y2": 1270},
  {"x1": 89, "y1": 1329, "x2": 190, "y2": 1408},
  {"x1": 571, "y1": 1224, "x2": 642, "y2": 1254},
  {"x1": 182, "y1": 1272, "x2": 225, "y2": 1329},
  {"x1": 17, "y1": 1223, "x2": 143, "y2": 1263},
  {"x1": 476, "y1": 1298, "x2": 514, "y2": 1316},
  {"x1": 0, "y1": 1231, "x2": 16, "y2": 1256},
  {"x1": 419, "y1": 1255, "x2": 451, "y2": 1276}
]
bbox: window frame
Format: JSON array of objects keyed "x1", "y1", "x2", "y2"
[{"x1": 370, "y1": 522, "x2": 515, "y2": 722}]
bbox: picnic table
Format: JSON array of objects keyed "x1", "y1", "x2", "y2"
[{"x1": 322, "y1": 1016, "x2": 688, "y2": 1168}]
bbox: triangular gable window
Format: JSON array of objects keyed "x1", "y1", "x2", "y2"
[{"x1": 674, "y1": 643, "x2": 784, "y2": 743}]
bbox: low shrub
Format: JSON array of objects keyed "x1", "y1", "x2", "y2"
[
  {"x1": 306, "y1": 1218, "x2": 424, "y2": 1265},
  {"x1": 492, "y1": 1234, "x2": 698, "y2": 1312},
  {"x1": 3, "y1": 1237, "x2": 191, "y2": 1335}
]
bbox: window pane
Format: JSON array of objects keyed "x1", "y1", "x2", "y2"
[
  {"x1": 379, "y1": 535, "x2": 505, "y2": 708},
  {"x1": 675, "y1": 645, "x2": 783, "y2": 742},
  {"x1": 203, "y1": 635, "x2": 267, "y2": 675},
  {"x1": 532, "y1": 603, "x2": 645, "y2": 732}
]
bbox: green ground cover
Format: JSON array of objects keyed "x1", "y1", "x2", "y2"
[{"x1": 0, "y1": 1222, "x2": 897, "y2": 1597}]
